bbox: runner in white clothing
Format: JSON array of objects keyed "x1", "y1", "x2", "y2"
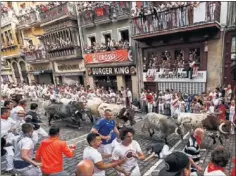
[
  {"x1": 112, "y1": 128, "x2": 145, "y2": 176},
  {"x1": 83, "y1": 133, "x2": 126, "y2": 176}
]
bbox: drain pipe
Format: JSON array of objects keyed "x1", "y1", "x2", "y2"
[
  {"x1": 75, "y1": 2, "x2": 88, "y2": 87},
  {"x1": 220, "y1": 26, "x2": 226, "y2": 86}
]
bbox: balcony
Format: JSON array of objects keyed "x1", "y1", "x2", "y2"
[
  {"x1": 17, "y1": 11, "x2": 40, "y2": 29},
  {"x1": 39, "y1": 2, "x2": 76, "y2": 25},
  {"x1": 47, "y1": 47, "x2": 82, "y2": 61},
  {"x1": 79, "y1": 2, "x2": 131, "y2": 28},
  {"x1": 80, "y1": 10, "x2": 95, "y2": 28},
  {"x1": 132, "y1": 2, "x2": 221, "y2": 40},
  {"x1": 112, "y1": 2, "x2": 131, "y2": 21},
  {"x1": 23, "y1": 49, "x2": 49, "y2": 63}
]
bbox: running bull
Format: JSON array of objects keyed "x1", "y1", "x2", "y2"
[
  {"x1": 45, "y1": 101, "x2": 90, "y2": 128},
  {"x1": 176, "y1": 113, "x2": 232, "y2": 144}
]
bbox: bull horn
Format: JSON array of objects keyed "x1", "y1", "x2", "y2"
[{"x1": 219, "y1": 122, "x2": 228, "y2": 134}]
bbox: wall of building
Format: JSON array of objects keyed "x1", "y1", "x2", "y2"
[
  {"x1": 23, "y1": 27, "x2": 45, "y2": 46},
  {"x1": 220, "y1": 2, "x2": 228, "y2": 26},
  {"x1": 82, "y1": 20, "x2": 131, "y2": 45},
  {"x1": 207, "y1": 37, "x2": 224, "y2": 89}
]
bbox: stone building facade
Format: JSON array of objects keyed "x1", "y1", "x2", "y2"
[
  {"x1": 78, "y1": 2, "x2": 139, "y2": 98},
  {"x1": 132, "y1": 1, "x2": 229, "y2": 96}
]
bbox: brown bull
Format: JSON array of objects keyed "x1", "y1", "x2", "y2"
[{"x1": 202, "y1": 115, "x2": 232, "y2": 144}]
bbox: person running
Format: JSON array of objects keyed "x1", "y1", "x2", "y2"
[
  {"x1": 90, "y1": 109, "x2": 120, "y2": 158},
  {"x1": 112, "y1": 127, "x2": 145, "y2": 176},
  {"x1": 35, "y1": 125, "x2": 75, "y2": 176},
  {"x1": 83, "y1": 133, "x2": 126, "y2": 176},
  {"x1": 12, "y1": 123, "x2": 42, "y2": 176}
]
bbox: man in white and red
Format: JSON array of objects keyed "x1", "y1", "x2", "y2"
[
  {"x1": 146, "y1": 90, "x2": 154, "y2": 113},
  {"x1": 121, "y1": 87, "x2": 127, "y2": 100},
  {"x1": 140, "y1": 89, "x2": 147, "y2": 113},
  {"x1": 224, "y1": 84, "x2": 232, "y2": 103},
  {"x1": 170, "y1": 94, "x2": 179, "y2": 117}
]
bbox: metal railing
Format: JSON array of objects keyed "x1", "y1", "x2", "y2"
[
  {"x1": 39, "y1": 2, "x2": 76, "y2": 24},
  {"x1": 79, "y1": 2, "x2": 131, "y2": 26},
  {"x1": 132, "y1": 2, "x2": 221, "y2": 36},
  {"x1": 23, "y1": 49, "x2": 48, "y2": 61},
  {"x1": 17, "y1": 11, "x2": 40, "y2": 27}
]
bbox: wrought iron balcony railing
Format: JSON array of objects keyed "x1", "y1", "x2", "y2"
[
  {"x1": 47, "y1": 47, "x2": 82, "y2": 60},
  {"x1": 79, "y1": 2, "x2": 131, "y2": 27},
  {"x1": 17, "y1": 11, "x2": 40, "y2": 27},
  {"x1": 39, "y1": 2, "x2": 76, "y2": 24},
  {"x1": 132, "y1": 2, "x2": 221, "y2": 37},
  {"x1": 23, "y1": 49, "x2": 48, "y2": 62}
]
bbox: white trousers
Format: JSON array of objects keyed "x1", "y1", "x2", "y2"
[
  {"x1": 159, "y1": 145, "x2": 172, "y2": 159},
  {"x1": 35, "y1": 127, "x2": 48, "y2": 138},
  {"x1": 147, "y1": 103, "x2": 153, "y2": 113},
  {"x1": 4, "y1": 146, "x2": 14, "y2": 171},
  {"x1": 118, "y1": 165, "x2": 141, "y2": 176},
  {"x1": 15, "y1": 165, "x2": 42, "y2": 176}
]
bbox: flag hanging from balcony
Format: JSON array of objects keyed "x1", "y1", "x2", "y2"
[{"x1": 95, "y1": 7, "x2": 104, "y2": 16}]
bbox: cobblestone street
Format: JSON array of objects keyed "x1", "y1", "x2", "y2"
[{"x1": 32, "y1": 101, "x2": 236, "y2": 175}]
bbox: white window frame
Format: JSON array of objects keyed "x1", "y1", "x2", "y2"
[
  {"x1": 101, "y1": 30, "x2": 112, "y2": 43},
  {"x1": 117, "y1": 26, "x2": 130, "y2": 43},
  {"x1": 86, "y1": 33, "x2": 96, "y2": 46}
]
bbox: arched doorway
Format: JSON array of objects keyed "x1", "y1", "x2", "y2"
[
  {"x1": 12, "y1": 62, "x2": 21, "y2": 83},
  {"x1": 19, "y1": 61, "x2": 29, "y2": 84}
]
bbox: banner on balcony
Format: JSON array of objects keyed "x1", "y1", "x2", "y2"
[
  {"x1": 84, "y1": 49, "x2": 131, "y2": 64},
  {"x1": 143, "y1": 69, "x2": 207, "y2": 83}
]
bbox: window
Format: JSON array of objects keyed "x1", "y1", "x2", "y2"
[
  {"x1": 4, "y1": 31, "x2": 9, "y2": 45},
  {"x1": 103, "y1": 33, "x2": 111, "y2": 45},
  {"x1": 1, "y1": 34, "x2": 5, "y2": 44},
  {"x1": 8, "y1": 30, "x2": 13, "y2": 40},
  {"x1": 89, "y1": 36, "x2": 96, "y2": 46},
  {"x1": 231, "y1": 37, "x2": 236, "y2": 60},
  {"x1": 28, "y1": 40, "x2": 33, "y2": 46},
  {"x1": 120, "y1": 29, "x2": 129, "y2": 42},
  {"x1": 143, "y1": 1, "x2": 149, "y2": 7}
]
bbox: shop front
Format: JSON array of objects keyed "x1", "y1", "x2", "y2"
[
  {"x1": 87, "y1": 66, "x2": 136, "y2": 91},
  {"x1": 54, "y1": 60, "x2": 85, "y2": 85},
  {"x1": 28, "y1": 63, "x2": 54, "y2": 84},
  {"x1": 84, "y1": 49, "x2": 138, "y2": 97}
]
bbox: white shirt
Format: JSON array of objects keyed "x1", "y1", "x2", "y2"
[
  {"x1": 112, "y1": 140, "x2": 142, "y2": 175},
  {"x1": 140, "y1": 92, "x2": 146, "y2": 101},
  {"x1": 13, "y1": 136, "x2": 34, "y2": 161},
  {"x1": 127, "y1": 91, "x2": 132, "y2": 99},
  {"x1": 83, "y1": 146, "x2": 105, "y2": 176},
  {"x1": 10, "y1": 106, "x2": 24, "y2": 121},
  {"x1": 213, "y1": 98, "x2": 219, "y2": 106},
  {"x1": 204, "y1": 166, "x2": 226, "y2": 176},
  {"x1": 164, "y1": 94, "x2": 171, "y2": 104},
  {"x1": 1, "y1": 118, "x2": 16, "y2": 144}
]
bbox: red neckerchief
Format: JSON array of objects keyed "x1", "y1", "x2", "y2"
[
  {"x1": 1, "y1": 115, "x2": 8, "y2": 120},
  {"x1": 207, "y1": 162, "x2": 226, "y2": 174},
  {"x1": 194, "y1": 135, "x2": 202, "y2": 145}
]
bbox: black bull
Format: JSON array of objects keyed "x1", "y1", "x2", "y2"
[
  {"x1": 115, "y1": 108, "x2": 136, "y2": 128},
  {"x1": 45, "y1": 101, "x2": 93, "y2": 128}
]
